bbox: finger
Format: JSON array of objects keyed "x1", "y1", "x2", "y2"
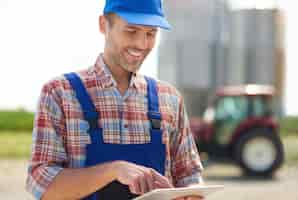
[
  {"x1": 150, "y1": 169, "x2": 173, "y2": 188},
  {"x1": 139, "y1": 166, "x2": 158, "y2": 191},
  {"x1": 129, "y1": 184, "x2": 137, "y2": 195},
  {"x1": 154, "y1": 180, "x2": 173, "y2": 189},
  {"x1": 154, "y1": 176, "x2": 172, "y2": 188},
  {"x1": 138, "y1": 173, "x2": 148, "y2": 194},
  {"x1": 128, "y1": 175, "x2": 140, "y2": 195},
  {"x1": 131, "y1": 173, "x2": 142, "y2": 195},
  {"x1": 136, "y1": 166, "x2": 154, "y2": 192},
  {"x1": 144, "y1": 169, "x2": 154, "y2": 191}
]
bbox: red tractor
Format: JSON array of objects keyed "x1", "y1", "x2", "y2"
[{"x1": 190, "y1": 85, "x2": 284, "y2": 177}]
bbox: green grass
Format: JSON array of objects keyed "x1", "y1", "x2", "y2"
[
  {"x1": 280, "y1": 116, "x2": 298, "y2": 137},
  {"x1": 0, "y1": 130, "x2": 297, "y2": 167},
  {"x1": 0, "y1": 110, "x2": 34, "y2": 132},
  {"x1": 0, "y1": 110, "x2": 297, "y2": 163},
  {"x1": 282, "y1": 135, "x2": 298, "y2": 165},
  {"x1": 0, "y1": 110, "x2": 297, "y2": 136},
  {"x1": 0, "y1": 131, "x2": 32, "y2": 159}
]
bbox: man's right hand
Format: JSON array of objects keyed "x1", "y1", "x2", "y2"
[{"x1": 112, "y1": 160, "x2": 173, "y2": 195}]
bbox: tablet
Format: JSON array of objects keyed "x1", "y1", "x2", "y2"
[{"x1": 133, "y1": 185, "x2": 224, "y2": 200}]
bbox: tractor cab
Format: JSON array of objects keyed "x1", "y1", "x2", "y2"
[{"x1": 190, "y1": 85, "x2": 284, "y2": 176}]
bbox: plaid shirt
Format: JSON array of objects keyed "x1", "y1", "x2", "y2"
[{"x1": 26, "y1": 54, "x2": 203, "y2": 199}]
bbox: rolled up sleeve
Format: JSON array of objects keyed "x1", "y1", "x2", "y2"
[
  {"x1": 26, "y1": 81, "x2": 67, "y2": 199},
  {"x1": 170, "y1": 97, "x2": 204, "y2": 187}
]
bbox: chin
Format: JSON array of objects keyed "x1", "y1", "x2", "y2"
[
  {"x1": 126, "y1": 67, "x2": 140, "y2": 73},
  {"x1": 122, "y1": 62, "x2": 142, "y2": 73}
]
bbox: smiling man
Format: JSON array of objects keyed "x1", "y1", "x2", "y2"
[{"x1": 26, "y1": 0, "x2": 204, "y2": 200}]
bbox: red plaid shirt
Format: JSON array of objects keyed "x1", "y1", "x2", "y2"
[{"x1": 26, "y1": 54, "x2": 203, "y2": 199}]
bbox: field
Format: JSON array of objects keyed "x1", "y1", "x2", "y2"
[
  {"x1": 0, "y1": 110, "x2": 297, "y2": 199},
  {"x1": 0, "y1": 131, "x2": 32, "y2": 158},
  {"x1": 1, "y1": 131, "x2": 298, "y2": 165}
]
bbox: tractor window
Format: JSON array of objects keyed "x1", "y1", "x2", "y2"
[
  {"x1": 214, "y1": 96, "x2": 249, "y2": 145},
  {"x1": 215, "y1": 96, "x2": 248, "y2": 120},
  {"x1": 251, "y1": 96, "x2": 273, "y2": 117}
]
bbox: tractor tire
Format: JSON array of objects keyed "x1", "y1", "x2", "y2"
[{"x1": 234, "y1": 128, "x2": 284, "y2": 177}]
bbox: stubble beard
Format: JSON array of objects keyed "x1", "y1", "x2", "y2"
[
  {"x1": 120, "y1": 56, "x2": 143, "y2": 73},
  {"x1": 112, "y1": 51, "x2": 145, "y2": 73}
]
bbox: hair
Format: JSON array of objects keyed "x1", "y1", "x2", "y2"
[{"x1": 104, "y1": 13, "x2": 116, "y2": 27}]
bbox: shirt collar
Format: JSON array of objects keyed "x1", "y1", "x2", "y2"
[{"x1": 92, "y1": 54, "x2": 145, "y2": 91}]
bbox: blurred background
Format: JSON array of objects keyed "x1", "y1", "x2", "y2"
[{"x1": 0, "y1": 0, "x2": 297, "y2": 199}]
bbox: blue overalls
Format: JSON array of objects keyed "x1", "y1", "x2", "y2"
[{"x1": 64, "y1": 73, "x2": 166, "y2": 200}]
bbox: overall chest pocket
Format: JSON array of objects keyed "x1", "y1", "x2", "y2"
[
  {"x1": 66, "y1": 118, "x2": 91, "y2": 145},
  {"x1": 101, "y1": 117, "x2": 153, "y2": 144}
]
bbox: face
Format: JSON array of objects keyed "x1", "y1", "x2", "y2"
[{"x1": 100, "y1": 14, "x2": 158, "y2": 73}]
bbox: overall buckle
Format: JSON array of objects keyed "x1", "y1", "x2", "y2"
[{"x1": 148, "y1": 111, "x2": 161, "y2": 130}]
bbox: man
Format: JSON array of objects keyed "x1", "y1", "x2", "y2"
[{"x1": 26, "y1": 0, "x2": 204, "y2": 199}]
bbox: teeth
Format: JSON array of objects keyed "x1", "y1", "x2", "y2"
[{"x1": 128, "y1": 49, "x2": 142, "y2": 57}]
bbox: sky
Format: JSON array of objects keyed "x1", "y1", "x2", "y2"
[
  {"x1": 0, "y1": 0, "x2": 158, "y2": 111},
  {"x1": 280, "y1": 1, "x2": 298, "y2": 116},
  {"x1": 0, "y1": 0, "x2": 297, "y2": 115}
]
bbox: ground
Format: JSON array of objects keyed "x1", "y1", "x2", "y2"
[
  {"x1": 204, "y1": 162, "x2": 298, "y2": 200},
  {"x1": 1, "y1": 160, "x2": 297, "y2": 200}
]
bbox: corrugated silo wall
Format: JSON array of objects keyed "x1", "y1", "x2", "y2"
[
  {"x1": 158, "y1": 0, "x2": 285, "y2": 117},
  {"x1": 159, "y1": 0, "x2": 219, "y2": 116}
]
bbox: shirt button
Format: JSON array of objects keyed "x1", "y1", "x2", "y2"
[{"x1": 124, "y1": 124, "x2": 128, "y2": 129}]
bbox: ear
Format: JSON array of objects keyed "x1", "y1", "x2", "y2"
[{"x1": 99, "y1": 15, "x2": 106, "y2": 34}]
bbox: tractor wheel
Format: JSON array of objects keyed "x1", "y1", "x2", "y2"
[{"x1": 234, "y1": 128, "x2": 284, "y2": 177}]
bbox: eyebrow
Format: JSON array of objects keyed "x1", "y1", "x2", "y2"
[{"x1": 126, "y1": 25, "x2": 157, "y2": 32}]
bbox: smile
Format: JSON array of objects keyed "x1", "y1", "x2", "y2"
[{"x1": 127, "y1": 49, "x2": 143, "y2": 59}]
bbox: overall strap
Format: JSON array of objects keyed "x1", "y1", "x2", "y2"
[
  {"x1": 144, "y1": 76, "x2": 162, "y2": 130},
  {"x1": 64, "y1": 73, "x2": 99, "y2": 131}
]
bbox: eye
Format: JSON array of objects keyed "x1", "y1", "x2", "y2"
[
  {"x1": 126, "y1": 29, "x2": 137, "y2": 34},
  {"x1": 147, "y1": 31, "x2": 156, "y2": 38}
]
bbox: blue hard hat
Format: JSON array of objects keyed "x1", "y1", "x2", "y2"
[{"x1": 103, "y1": 0, "x2": 171, "y2": 30}]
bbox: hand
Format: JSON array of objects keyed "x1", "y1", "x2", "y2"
[
  {"x1": 173, "y1": 195, "x2": 204, "y2": 200},
  {"x1": 113, "y1": 161, "x2": 173, "y2": 195}
]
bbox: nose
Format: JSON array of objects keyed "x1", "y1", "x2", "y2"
[{"x1": 134, "y1": 33, "x2": 149, "y2": 50}]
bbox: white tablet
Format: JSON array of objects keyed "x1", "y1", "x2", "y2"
[{"x1": 133, "y1": 185, "x2": 224, "y2": 200}]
